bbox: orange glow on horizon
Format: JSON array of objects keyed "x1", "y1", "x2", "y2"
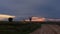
[{"x1": 25, "y1": 17, "x2": 46, "y2": 22}]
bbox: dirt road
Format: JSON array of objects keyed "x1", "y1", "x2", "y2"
[{"x1": 30, "y1": 24, "x2": 60, "y2": 34}]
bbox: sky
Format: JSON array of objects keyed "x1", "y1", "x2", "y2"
[{"x1": 0, "y1": 0, "x2": 59, "y2": 20}]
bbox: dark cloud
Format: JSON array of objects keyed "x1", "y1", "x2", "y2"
[{"x1": 0, "y1": 0, "x2": 59, "y2": 20}]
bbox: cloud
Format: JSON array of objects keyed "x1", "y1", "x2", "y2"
[{"x1": 0, "y1": 14, "x2": 15, "y2": 20}]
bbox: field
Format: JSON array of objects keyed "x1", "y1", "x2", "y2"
[
  {"x1": 0, "y1": 21, "x2": 60, "y2": 34},
  {"x1": 0, "y1": 21, "x2": 42, "y2": 34}
]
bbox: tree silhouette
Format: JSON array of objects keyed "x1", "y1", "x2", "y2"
[
  {"x1": 29, "y1": 17, "x2": 32, "y2": 22},
  {"x1": 8, "y1": 17, "x2": 13, "y2": 22}
]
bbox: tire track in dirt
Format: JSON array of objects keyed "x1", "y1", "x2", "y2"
[
  {"x1": 47, "y1": 24, "x2": 60, "y2": 34},
  {"x1": 30, "y1": 24, "x2": 57, "y2": 34}
]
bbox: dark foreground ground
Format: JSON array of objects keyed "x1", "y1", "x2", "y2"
[{"x1": 0, "y1": 21, "x2": 60, "y2": 34}]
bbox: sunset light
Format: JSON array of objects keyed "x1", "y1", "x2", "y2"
[
  {"x1": 0, "y1": 14, "x2": 15, "y2": 20},
  {"x1": 25, "y1": 17, "x2": 46, "y2": 22},
  {"x1": 32, "y1": 17, "x2": 46, "y2": 22}
]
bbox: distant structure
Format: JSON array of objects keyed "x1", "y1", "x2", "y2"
[
  {"x1": 23, "y1": 18, "x2": 26, "y2": 22},
  {"x1": 8, "y1": 17, "x2": 13, "y2": 22}
]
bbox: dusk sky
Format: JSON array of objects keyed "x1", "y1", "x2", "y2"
[{"x1": 0, "y1": 0, "x2": 59, "y2": 20}]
